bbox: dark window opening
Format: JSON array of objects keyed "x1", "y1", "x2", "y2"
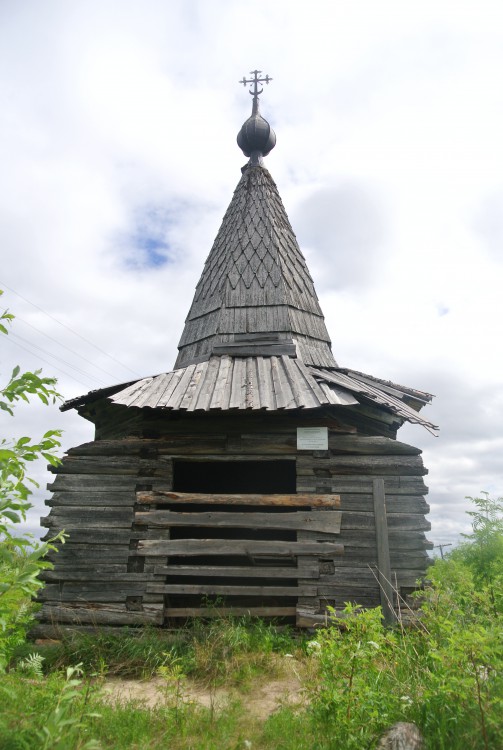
[{"x1": 173, "y1": 460, "x2": 296, "y2": 494}]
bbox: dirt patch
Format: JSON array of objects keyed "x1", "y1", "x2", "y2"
[{"x1": 102, "y1": 669, "x2": 305, "y2": 719}]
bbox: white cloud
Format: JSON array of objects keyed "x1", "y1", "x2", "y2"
[{"x1": 1, "y1": 0, "x2": 502, "y2": 548}]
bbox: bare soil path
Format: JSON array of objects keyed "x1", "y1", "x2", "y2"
[{"x1": 102, "y1": 673, "x2": 304, "y2": 720}]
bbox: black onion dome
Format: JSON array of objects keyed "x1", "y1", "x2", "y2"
[{"x1": 237, "y1": 112, "x2": 276, "y2": 158}]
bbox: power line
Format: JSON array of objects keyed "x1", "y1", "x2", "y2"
[
  {"x1": 16, "y1": 315, "x2": 123, "y2": 381},
  {"x1": 10, "y1": 332, "x2": 109, "y2": 387},
  {"x1": 0, "y1": 282, "x2": 142, "y2": 377},
  {"x1": 3, "y1": 334, "x2": 96, "y2": 392}
]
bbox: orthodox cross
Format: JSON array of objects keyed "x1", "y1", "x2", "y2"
[{"x1": 239, "y1": 70, "x2": 272, "y2": 113}]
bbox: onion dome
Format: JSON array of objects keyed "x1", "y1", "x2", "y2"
[{"x1": 237, "y1": 70, "x2": 276, "y2": 164}]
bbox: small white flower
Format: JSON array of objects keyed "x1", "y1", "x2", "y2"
[
  {"x1": 367, "y1": 641, "x2": 380, "y2": 649},
  {"x1": 307, "y1": 640, "x2": 321, "y2": 652},
  {"x1": 284, "y1": 653, "x2": 294, "y2": 658},
  {"x1": 244, "y1": 741, "x2": 252, "y2": 749},
  {"x1": 400, "y1": 695, "x2": 413, "y2": 705}
]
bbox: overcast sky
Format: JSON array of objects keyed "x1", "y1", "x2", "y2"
[{"x1": 1, "y1": 0, "x2": 502, "y2": 550}]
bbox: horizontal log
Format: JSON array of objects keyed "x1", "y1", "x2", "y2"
[
  {"x1": 317, "y1": 584, "x2": 380, "y2": 597},
  {"x1": 37, "y1": 603, "x2": 163, "y2": 625},
  {"x1": 38, "y1": 586, "x2": 146, "y2": 602},
  {"x1": 297, "y1": 455, "x2": 427, "y2": 476},
  {"x1": 137, "y1": 539, "x2": 344, "y2": 557},
  {"x1": 134, "y1": 510, "x2": 342, "y2": 534},
  {"x1": 164, "y1": 606, "x2": 296, "y2": 618},
  {"x1": 45, "y1": 546, "x2": 131, "y2": 561},
  {"x1": 45, "y1": 529, "x2": 135, "y2": 543},
  {"x1": 47, "y1": 492, "x2": 429, "y2": 513},
  {"x1": 67, "y1": 439, "x2": 161, "y2": 457},
  {"x1": 296, "y1": 476, "x2": 429, "y2": 495},
  {"x1": 340, "y1": 512, "x2": 431, "y2": 532},
  {"x1": 46, "y1": 493, "x2": 135, "y2": 506},
  {"x1": 147, "y1": 584, "x2": 316, "y2": 596},
  {"x1": 47, "y1": 475, "x2": 170, "y2": 492},
  {"x1": 328, "y1": 436, "x2": 421, "y2": 455},
  {"x1": 335, "y1": 495, "x2": 430, "y2": 514},
  {"x1": 319, "y1": 568, "x2": 426, "y2": 586},
  {"x1": 41, "y1": 571, "x2": 150, "y2": 582},
  {"x1": 29, "y1": 623, "x2": 168, "y2": 639},
  {"x1": 137, "y1": 491, "x2": 340, "y2": 507},
  {"x1": 154, "y1": 564, "x2": 318, "y2": 578}
]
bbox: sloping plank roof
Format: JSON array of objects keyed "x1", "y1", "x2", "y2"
[
  {"x1": 309, "y1": 367, "x2": 437, "y2": 433},
  {"x1": 174, "y1": 165, "x2": 337, "y2": 370},
  {"x1": 70, "y1": 356, "x2": 435, "y2": 433},
  {"x1": 109, "y1": 356, "x2": 357, "y2": 412}
]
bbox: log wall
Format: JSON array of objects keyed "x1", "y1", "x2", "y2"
[{"x1": 34, "y1": 411, "x2": 431, "y2": 635}]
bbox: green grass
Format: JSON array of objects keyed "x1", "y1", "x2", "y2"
[{"x1": 2, "y1": 490, "x2": 503, "y2": 750}]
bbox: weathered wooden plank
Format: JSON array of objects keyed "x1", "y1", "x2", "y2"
[
  {"x1": 37, "y1": 603, "x2": 163, "y2": 625},
  {"x1": 137, "y1": 491, "x2": 340, "y2": 507},
  {"x1": 296, "y1": 476, "x2": 428, "y2": 495},
  {"x1": 42, "y1": 507, "x2": 134, "y2": 518},
  {"x1": 319, "y1": 569, "x2": 426, "y2": 586},
  {"x1": 41, "y1": 570, "x2": 149, "y2": 582},
  {"x1": 297, "y1": 455, "x2": 427, "y2": 476},
  {"x1": 165, "y1": 606, "x2": 296, "y2": 618},
  {"x1": 333, "y1": 495, "x2": 430, "y2": 514},
  {"x1": 373, "y1": 477, "x2": 395, "y2": 626},
  {"x1": 46, "y1": 493, "x2": 135, "y2": 507},
  {"x1": 134, "y1": 510, "x2": 342, "y2": 534},
  {"x1": 47, "y1": 475, "x2": 142, "y2": 491},
  {"x1": 138, "y1": 539, "x2": 344, "y2": 557},
  {"x1": 44, "y1": 529, "x2": 134, "y2": 543},
  {"x1": 329, "y1": 435, "x2": 421, "y2": 455},
  {"x1": 154, "y1": 564, "x2": 318, "y2": 578},
  {"x1": 67, "y1": 439, "x2": 159, "y2": 457},
  {"x1": 51, "y1": 456, "x2": 172, "y2": 476},
  {"x1": 147, "y1": 584, "x2": 315, "y2": 596},
  {"x1": 340, "y1": 512, "x2": 430, "y2": 531},
  {"x1": 39, "y1": 586, "x2": 147, "y2": 602},
  {"x1": 45, "y1": 544, "x2": 131, "y2": 559}
]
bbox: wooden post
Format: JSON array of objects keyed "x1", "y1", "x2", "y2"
[{"x1": 373, "y1": 478, "x2": 396, "y2": 626}]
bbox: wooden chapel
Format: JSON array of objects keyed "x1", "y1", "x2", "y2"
[{"x1": 35, "y1": 73, "x2": 437, "y2": 635}]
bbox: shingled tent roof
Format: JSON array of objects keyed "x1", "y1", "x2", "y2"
[
  {"x1": 174, "y1": 164, "x2": 336, "y2": 370},
  {"x1": 62, "y1": 74, "x2": 437, "y2": 434}
]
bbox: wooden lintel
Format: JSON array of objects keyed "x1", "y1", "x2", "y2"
[{"x1": 136, "y1": 491, "x2": 340, "y2": 507}]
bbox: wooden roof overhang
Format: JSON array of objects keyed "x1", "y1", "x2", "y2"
[{"x1": 61, "y1": 355, "x2": 438, "y2": 434}]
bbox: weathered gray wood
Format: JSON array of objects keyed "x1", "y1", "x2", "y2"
[
  {"x1": 39, "y1": 586, "x2": 147, "y2": 602},
  {"x1": 137, "y1": 491, "x2": 340, "y2": 507},
  {"x1": 46, "y1": 493, "x2": 135, "y2": 506},
  {"x1": 138, "y1": 539, "x2": 344, "y2": 557},
  {"x1": 297, "y1": 455, "x2": 427, "y2": 476},
  {"x1": 373, "y1": 478, "x2": 396, "y2": 625},
  {"x1": 154, "y1": 564, "x2": 318, "y2": 578},
  {"x1": 164, "y1": 606, "x2": 296, "y2": 617},
  {"x1": 37, "y1": 603, "x2": 163, "y2": 625},
  {"x1": 147, "y1": 584, "x2": 315, "y2": 596},
  {"x1": 41, "y1": 571, "x2": 149, "y2": 582},
  {"x1": 329, "y1": 436, "x2": 421, "y2": 455},
  {"x1": 340, "y1": 512, "x2": 430, "y2": 531},
  {"x1": 135, "y1": 510, "x2": 342, "y2": 534},
  {"x1": 296, "y1": 476, "x2": 428, "y2": 495}
]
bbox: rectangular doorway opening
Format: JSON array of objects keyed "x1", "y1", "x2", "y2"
[{"x1": 161, "y1": 459, "x2": 302, "y2": 621}]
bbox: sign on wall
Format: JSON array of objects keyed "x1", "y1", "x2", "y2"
[{"x1": 296, "y1": 426, "x2": 328, "y2": 450}]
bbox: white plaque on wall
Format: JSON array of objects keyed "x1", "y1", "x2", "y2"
[{"x1": 297, "y1": 426, "x2": 328, "y2": 450}]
